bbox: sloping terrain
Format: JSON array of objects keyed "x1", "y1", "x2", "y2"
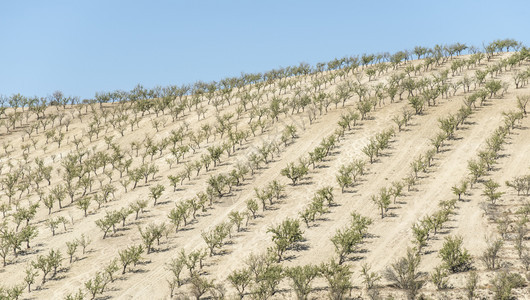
[{"x1": 0, "y1": 43, "x2": 529, "y2": 300}]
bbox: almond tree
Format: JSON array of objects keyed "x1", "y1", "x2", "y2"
[
  {"x1": 0, "y1": 232, "x2": 10, "y2": 267},
  {"x1": 331, "y1": 226, "x2": 362, "y2": 265},
  {"x1": 483, "y1": 179, "x2": 503, "y2": 205},
  {"x1": 76, "y1": 196, "x2": 91, "y2": 217},
  {"x1": 267, "y1": 218, "x2": 303, "y2": 262},
  {"x1": 85, "y1": 272, "x2": 109, "y2": 300},
  {"x1": 246, "y1": 199, "x2": 259, "y2": 219},
  {"x1": 285, "y1": 265, "x2": 319, "y2": 300},
  {"x1": 119, "y1": 244, "x2": 144, "y2": 274},
  {"x1": 166, "y1": 256, "x2": 185, "y2": 288},
  {"x1": 95, "y1": 211, "x2": 120, "y2": 239},
  {"x1": 66, "y1": 240, "x2": 78, "y2": 263},
  {"x1": 319, "y1": 259, "x2": 352, "y2": 300},
  {"x1": 372, "y1": 188, "x2": 391, "y2": 218},
  {"x1": 480, "y1": 238, "x2": 503, "y2": 270},
  {"x1": 77, "y1": 234, "x2": 91, "y2": 255},
  {"x1": 229, "y1": 211, "x2": 245, "y2": 232},
  {"x1": 439, "y1": 235, "x2": 472, "y2": 273},
  {"x1": 130, "y1": 199, "x2": 148, "y2": 220},
  {"x1": 168, "y1": 202, "x2": 189, "y2": 231},
  {"x1": 228, "y1": 268, "x2": 251, "y2": 300},
  {"x1": 149, "y1": 184, "x2": 165, "y2": 206},
  {"x1": 281, "y1": 162, "x2": 308, "y2": 185},
  {"x1": 24, "y1": 264, "x2": 38, "y2": 292},
  {"x1": 452, "y1": 180, "x2": 468, "y2": 201},
  {"x1": 384, "y1": 248, "x2": 424, "y2": 300}
]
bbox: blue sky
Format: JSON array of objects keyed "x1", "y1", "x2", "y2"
[{"x1": 0, "y1": 0, "x2": 528, "y2": 99}]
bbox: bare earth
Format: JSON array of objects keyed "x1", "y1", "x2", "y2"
[{"x1": 0, "y1": 51, "x2": 529, "y2": 300}]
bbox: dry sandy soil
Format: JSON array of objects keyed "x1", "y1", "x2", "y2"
[{"x1": 0, "y1": 51, "x2": 529, "y2": 300}]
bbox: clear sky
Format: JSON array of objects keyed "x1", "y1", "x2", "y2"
[{"x1": 0, "y1": 0, "x2": 528, "y2": 100}]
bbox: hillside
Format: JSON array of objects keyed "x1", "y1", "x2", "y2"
[{"x1": 1, "y1": 41, "x2": 530, "y2": 300}]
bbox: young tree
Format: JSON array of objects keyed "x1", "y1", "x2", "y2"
[
  {"x1": 227, "y1": 268, "x2": 251, "y2": 300},
  {"x1": 66, "y1": 240, "x2": 78, "y2": 263},
  {"x1": 76, "y1": 196, "x2": 91, "y2": 217},
  {"x1": 77, "y1": 233, "x2": 91, "y2": 255},
  {"x1": 166, "y1": 255, "x2": 186, "y2": 288},
  {"x1": 480, "y1": 238, "x2": 503, "y2": 270},
  {"x1": 490, "y1": 271, "x2": 525, "y2": 300},
  {"x1": 391, "y1": 181, "x2": 404, "y2": 204},
  {"x1": 285, "y1": 265, "x2": 319, "y2": 300},
  {"x1": 465, "y1": 271, "x2": 478, "y2": 300},
  {"x1": 439, "y1": 235, "x2": 472, "y2": 273},
  {"x1": 361, "y1": 263, "x2": 381, "y2": 295},
  {"x1": 267, "y1": 218, "x2": 304, "y2": 262},
  {"x1": 229, "y1": 211, "x2": 245, "y2": 232},
  {"x1": 452, "y1": 180, "x2": 468, "y2": 201},
  {"x1": 95, "y1": 211, "x2": 120, "y2": 239},
  {"x1": 430, "y1": 265, "x2": 449, "y2": 290},
  {"x1": 319, "y1": 259, "x2": 352, "y2": 300},
  {"x1": 23, "y1": 263, "x2": 38, "y2": 292},
  {"x1": 128, "y1": 199, "x2": 147, "y2": 220},
  {"x1": 168, "y1": 202, "x2": 189, "y2": 232},
  {"x1": 119, "y1": 244, "x2": 144, "y2": 274},
  {"x1": 202, "y1": 223, "x2": 230, "y2": 256},
  {"x1": 104, "y1": 258, "x2": 119, "y2": 283},
  {"x1": 281, "y1": 162, "x2": 308, "y2": 185},
  {"x1": 138, "y1": 223, "x2": 164, "y2": 254},
  {"x1": 331, "y1": 226, "x2": 362, "y2": 265},
  {"x1": 372, "y1": 188, "x2": 391, "y2": 218},
  {"x1": 362, "y1": 143, "x2": 377, "y2": 164},
  {"x1": 32, "y1": 254, "x2": 52, "y2": 284},
  {"x1": 189, "y1": 271, "x2": 213, "y2": 300},
  {"x1": 482, "y1": 179, "x2": 503, "y2": 205},
  {"x1": 246, "y1": 199, "x2": 259, "y2": 219},
  {"x1": 85, "y1": 272, "x2": 108, "y2": 300},
  {"x1": 149, "y1": 184, "x2": 165, "y2": 206},
  {"x1": 384, "y1": 248, "x2": 424, "y2": 300}
]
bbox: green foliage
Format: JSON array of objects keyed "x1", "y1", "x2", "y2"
[
  {"x1": 138, "y1": 223, "x2": 165, "y2": 254},
  {"x1": 166, "y1": 256, "x2": 185, "y2": 288},
  {"x1": 371, "y1": 187, "x2": 391, "y2": 218},
  {"x1": 319, "y1": 259, "x2": 352, "y2": 300},
  {"x1": 408, "y1": 96, "x2": 424, "y2": 115},
  {"x1": 430, "y1": 265, "x2": 449, "y2": 290},
  {"x1": 384, "y1": 248, "x2": 424, "y2": 300},
  {"x1": 119, "y1": 244, "x2": 143, "y2": 274},
  {"x1": 23, "y1": 264, "x2": 38, "y2": 292},
  {"x1": 465, "y1": 271, "x2": 478, "y2": 300},
  {"x1": 452, "y1": 180, "x2": 468, "y2": 201},
  {"x1": 281, "y1": 161, "x2": 308, "y2": 185},
  {"x1": 439, "y1": 235, "x2": 472, "y2": 273},
  {"x1": 66, "y1": 240, "x2": 78, "y2": 263},
  {"x1": 85, "y1": 271, "x2": 110, "y2": 300},
  {"x1": 505, "y1": 175, "x2": 530, "y2": 196},
  {"x1": 149, "y1": 184, "x2": 165, "y2": 206},
  {"x1": 227, "y1": 268, "x2": 251, "y2": 300},
  {"x1": 483, "y1": 179, "x2": 503, "y2": 205},
  {"x1": 95, "y1": 210, "x2": 120, "y2": 239},
  {"x1": 76, "y1": 196, "x2": 91, "y2": 217},
  {"x1": 245, "y1": 199, "x2": 259, "y2": 219},
  {"x1": 32, "y1": 249, "x2": 62, "y2": 284},
  {"x1": 480, "y1": 238, "x2": 503, "y2": 270},
  {"x1": 190, "y1": 271, "x2": 213, "y2": 300},
  {"x1": 267, "y1": 218, "x2": 303, "y2": 262},
  {"x1": 229, "y1": 211, "x2": 245, "y2": 232},
  {"x1": 331, "y1": 226, "x2": 362, "y2": 265},
  {"x1": 285, "y1": 265, "x2": 319, "y2": 300},
  {"x1": 202, "y1": 222, "x2": 231, "y2": 256},
  {"x1": 168, "y1": 201, "x2": 189, "y2": 231},
  {"x1": 490, "y1": 271, "x2": 525, "y2": 300}
]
